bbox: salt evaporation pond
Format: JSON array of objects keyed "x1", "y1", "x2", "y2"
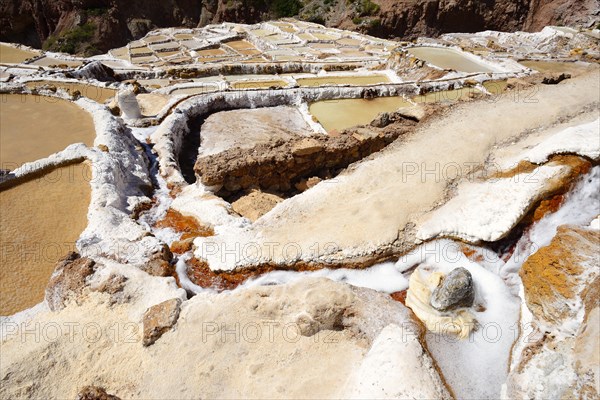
[
  {"x1": 482, "y1": 80, "x2": 509, "y2": 94},
  {"x1": 31, "y1": 56, "x2": 82, "y2": 68},
  {"x1": 0, "y1": 163, "x2": 91, "y2": 315},
  {"x1": 0, "y1": 44, "x2": 40, "y2": 64},
  {"x1": 297, "y1": 74, "x2": 390, "y2": 87},
  {"x1": 309, "y1": 96, "x2": 412, "y2": 132},
  {"x1": 25, "y1": 81, "x2": 116, "y2": 103},
  {"x1": 230, "y1": 79, "x2": 288, "y2": 89},
  {"x1": 408, "y1": 46, "x2": 495, "y2": 73},
  {"x1": 0, "y1": 94, "x2": 95, "y2": 168},
  {"x1": 519, "y1": 60, "x2": 594, "y2": 75}
]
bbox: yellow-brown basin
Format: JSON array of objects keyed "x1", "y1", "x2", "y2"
[
  {"x1": 0, "y1": 162, "x2": 91, "y2": 315},
  {"x1": 0, "y1": 94, "x2": 95, "y2": 169}
]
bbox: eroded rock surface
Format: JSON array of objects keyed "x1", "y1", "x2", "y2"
[
  {"x1": 142, "y1": 298, "x2": 182, "y2": 346},
  {"x1": 519, "y1": 225, "x2": 599, "y2": 327},
  {"x1": 194, "y1": 117, "x2": 417, "y2": 197},
  {"x1": 45, "y1": 252, "x2": 96, "y2": 312},
  {"x1": 507, "y1": 224, "x2": 600, "y2": 399}
]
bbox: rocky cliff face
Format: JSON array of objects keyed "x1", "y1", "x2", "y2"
[{"x1": 1, "y1": 0, "x2": 598, "y2": 54}]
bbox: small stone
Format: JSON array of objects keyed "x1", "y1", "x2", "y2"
[
  {"x1": 140, "y1": 244, "x2": 174, "y2": 277},
  {"x1": 97, "y1": 144, "x2": 109, "y2": 152},
  {"x1": 76, "y1": 385, "x2": 120, "y2": 400},
  {"x1": 430, "y1": 267, "x2": 475, "y2": 312},
  {"x1": 143, "y1": 298, "x2": 182, "y2": 346},
  {"x1": 395, "y1": 105, "x2": 427, "y2": 122},
  {"x1": 306, "y1": 176, "x2": 322, "y2": 189}
]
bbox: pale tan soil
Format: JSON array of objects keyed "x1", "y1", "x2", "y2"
[
  {"x1": 0, "y1": 163, "x2": 91, "y2": 315},
  {"x1": 0, "y1": 94, "x2": 96, "y2": 168},
  {"x1": 197, "y1": 106, "x2": 313, "y2": 158},
  {"x1": 0, "y1": 278, "x2": 443, "y2": 399}
]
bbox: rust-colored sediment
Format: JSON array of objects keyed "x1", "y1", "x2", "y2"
[
  {"x1": 186, "y1": 257, "x2": 326, "y2": 291},
  {"x1": 390, "y1": 290, "x2": 407, "y2": 305},
  {"x1": 155, "y1": 208, "x2": 214, "y2": 240}
]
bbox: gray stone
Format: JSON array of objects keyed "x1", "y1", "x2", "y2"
[
  {"x1": 142, "y1": 298, "x2": 182, "y2": 346},
  {"x1": 430, "y1": 267, "x2": 475, "y2": 312}
]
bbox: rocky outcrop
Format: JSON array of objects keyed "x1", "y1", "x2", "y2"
[
  {"x1": 507, "y1": 224, "x2": 600, "y2": 399},
  {"x1": 194, "y1": 118, "x2": 417, "y2": 198},
  {"x1": 0, "y1": 278, "x2": 449, "y2": 399},
  {"x1": 2, "y1": 0, "x2": 597, "y2": 54},
  {"x1": 142, "y1": 298, "x2": 182, "y2": 346},
  {"x1": 519, "y1": 225, "x2": 599, "y2": 328},
  {"x1": 45, "y1": 252, "x2": 96, "y2": 311}
]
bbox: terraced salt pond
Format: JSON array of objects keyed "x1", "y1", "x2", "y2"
[
  {"x1": 297, "y1": 74, "x2": 391, "y2": 87},
  {"x1": 309, "y1": 96, "x2": 412, "y2": 132},
  {"x1": 0, "y1": 44, "x2": 40, "y2": 63},
  {"x1": 30, "y1": 56, "x2": 82, "y2": 68},
  {"x1": 519, "y1": 60, "x2": 594, "y2": 75},
  {"x1": 482, "y1": 80, "x2": 509, "y2": 94},
  {"x1": 0, "y1": 162, "x2": 91, "y2": 315},
  {"x1": 408, "y1": 46, "x2": 495, "y2": 73},
  {"x1": 0, "y1": 94, "x2": 95, "y2": 168},
  {"x1": 230, "y1": 79, "x2": 288, "y2": 89},
  {"x1": 25, "y1": 81, "x2": 116, "y2": 103}
]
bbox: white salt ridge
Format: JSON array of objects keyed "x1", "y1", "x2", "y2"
[
  {"x1": 417, "y1": 163, "x2": 570, "y2": 243},
  {"x1": 131, "y1": 126, "x2": 180, "y2": 245},
  {"x1": 497, "y1": 118, "x2": 600, "y2": 170}
]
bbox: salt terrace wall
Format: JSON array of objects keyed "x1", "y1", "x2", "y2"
[{"x1": 151, "y1": 71, "x2": 523, "y2": 187}]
